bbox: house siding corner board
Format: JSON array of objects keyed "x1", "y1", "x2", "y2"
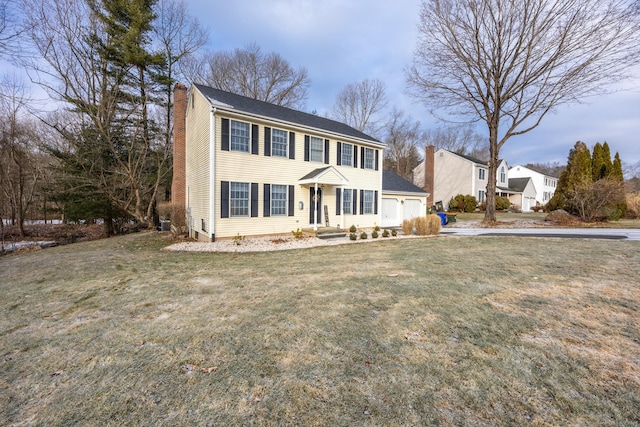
[
  {"x1": 200, "y1": 111, "x2": 382, "y2": 239},
  {"x1": 185, "y1": 89, "x2": 213, "y2": 241}
]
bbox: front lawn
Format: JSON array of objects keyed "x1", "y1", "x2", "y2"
[{"x1": 1, "y1": 232, "x2": 639, "y2": 425}]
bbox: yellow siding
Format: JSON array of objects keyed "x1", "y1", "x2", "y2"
[
  {"x1": 211, "y1": 114, "x2": 382, "y2": 239},
  {"x1": 185, "y1": 90, "x2": 212, "y2": 241}
]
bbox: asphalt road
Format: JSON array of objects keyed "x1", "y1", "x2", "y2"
[{"x1": 440, "y1": 228, "x2": 640, "y2": 240}]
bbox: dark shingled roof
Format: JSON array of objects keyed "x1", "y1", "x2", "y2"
[
  {"x1": 383, "y1": 170, "x2": 428, "y2": 194},
  {"x1": 508, "y1": 177, "x2": 531, "y2": 193},
  {"x1": 194, "y1": 83, "x2": 381, "y2": 144}
]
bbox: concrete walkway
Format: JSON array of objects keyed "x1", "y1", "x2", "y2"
[{"x1": 440, "y1": 228, "x2": 640, "y2": 240}]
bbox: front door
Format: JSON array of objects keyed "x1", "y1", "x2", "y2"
[{"x1": 309, "y1": 187, "x2": 323, "y2": 225}]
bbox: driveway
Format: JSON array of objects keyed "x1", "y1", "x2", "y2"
[{"x1": 440, "y1": 228, "x2": 640, "y2": 240}]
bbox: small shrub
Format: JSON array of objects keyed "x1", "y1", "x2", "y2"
[
  {"x1": 360, "y1": 231, "x2": 368, "y2": 240},
  {"x1": 626, "y1": 192, "x2": 640, "y2": 218},
  {"x1": 382, "y1": 229, "x2": 390, "y2": 238},
  {"x1": 374, "y1": 225, "x2": 381, "y2": 232},
  {"x1": 232, "y1": 233, "x2": 244, "y2": 245},
  {"x1": 372, "y1": 230, "x2": 379, "y2": 238},
  {"x1": 496, "y1": 196, "x2": 511, "y2": 211},
  {"x1": 413, "y1": 215, "x2": 441, "y2": 235},
  {"x1": 349, "y1": 233, "x2": 357, "y2": 241},
  {"x1": 291, "y1": 228, "x2": 304, "y2": 239},
  {"x1": 449, "y1": 194, "x2": 466, "y2": 212},
  {"x1": 464, "y1": 195, "x2": 478, "y2": 213},
  {"x1": 391, "y1": 229, "x2": 397, "y2": 237},
  {"x1": 349, "y1": 224, "x2": 357, "y2": 233}
]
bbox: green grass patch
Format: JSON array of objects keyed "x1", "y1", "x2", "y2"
[{"x1": 1, "y1": 232, "x2": 639, "y2": 425}]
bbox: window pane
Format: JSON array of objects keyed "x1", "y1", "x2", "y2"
[
  {"x1": 363, "y1": 190, "x2": 373, "y2": 214},
  {"x1": 272, "y1": 129, "x2": 287, "y2": 157},
  {"x1": 342, "y1": 189, "x2": 352, "y2": 214},
  {"x1": 230, "y1": 182, "x2": 249, "y2": 216},
  {"x1": 341, "y1": 143, "x2": 352, "y2": 166},
  {"x1": 231, "y1": 121, "x2": 250, "y2": 152},
  {"x1": 271, "y1": 184, "x2": 287, "y2": 216},
  {"x1": 364, "y1": 148, "x2": 374, "y2": 169},
  {"x1": 310, "y1": 136, "x2": 324, "y2": 162}
]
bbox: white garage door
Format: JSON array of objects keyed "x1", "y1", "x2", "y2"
[
  {"x1": 403, "y1": 199, "x2": 423, "y2": 220},
  {"x1": 381, "y1": 198, "x2": 399, "y2": 227}
]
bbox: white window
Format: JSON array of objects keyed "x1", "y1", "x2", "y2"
[
  {"x1": 478, "y1": 190, "x2": 486, "y2": 203},
  {"x1": 363, "y1": 190, "x2": 374, "y2": 214},
  {"x1": 364, "y1": 148, "x2": 375, "y2": 169},
  {"x1": 341, "y1": 143, "x2": 353, "y2": 166},
  {"x1": 231, "y1": 120, "x2": 250, "y2": 152},
  {"x1": 271, "y1": 128, "x2": 288, "y2": 157},
  {"x1": 271, "y1": 184, "x2": 287, "y2": 216},
  {"x1": 230, "y1": 182, "x2": 249, "y2": 216},
  {"x1": 479, "y1": 168, "x2": 486, "y2": 180},
  {"x1": 310, "y1": 136, "x2": 324, "y2": 162},
  {"x1": 343, "y1": 189, "x2": 352, "y2": 214},
  {"x1": 500, "y1": 166, "x2": 506, "y2": 183}
]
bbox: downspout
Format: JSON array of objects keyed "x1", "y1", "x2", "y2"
[{"x1": 209, "y1": 107, "x2": 217, "y2": 242}]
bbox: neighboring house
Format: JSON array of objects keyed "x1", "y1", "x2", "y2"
[
  {"x1": 380, "y1": 170, "x2": 429, "y2": 228},
  {"x1": 171, "y1": 83, "x2": 385, "y2": 241},
  {"x1": 413, "y1": 147, "x2": 510, "y2": 210},
  {"x1": 508, "y1": 165, "x2": 558, "y2": 206},
  {"x1": 506, "y1": 177, "x2": 537, "y2": 212}
]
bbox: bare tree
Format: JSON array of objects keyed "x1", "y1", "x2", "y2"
[
  {"x1": 331, "y1": 79, "x2": 388, "y2": 137},
  {"x1": 24, "y1": 0, "x2": 173, "y2": 230},
  {"x1": 0, "y1": 0, "x2": 21, "y2": 58},
  {"x1": 383, "y1": 109, "x2": 424, "y2": 180},
  {"x1": 153, "y1": 0, "x2": 207, "y2": 145},
  {"x1": 407, "y1": 0, "x2": 640, "y2": 222},
  {"x1": 424, "y1": 124, "x2": 488, "y2": 161},
  {"x1": 0, "y1": 75, "x2": 41, "y2": 237},
  {"x1": 197, "y1": 43, "x2": 310, "y2": 109}
]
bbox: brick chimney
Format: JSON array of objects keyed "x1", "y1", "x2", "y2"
[
  {"x1": 424, "y1": 145, "x2": 435, "y2": 207},
  {"x1": 171, "y1": 83, "x2": 187, "y2": 207}
]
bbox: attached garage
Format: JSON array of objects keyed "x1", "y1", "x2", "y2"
[
  {"x1": 381, "y1": 171, "x2": 429, "y2": 228},
  {"x1": 381, "y1": 198, "x2": 400, "y2": 227}
]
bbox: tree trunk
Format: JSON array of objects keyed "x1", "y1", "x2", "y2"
[{"x1": 484, "y1": 121, "x2": 499, "y2": 223}]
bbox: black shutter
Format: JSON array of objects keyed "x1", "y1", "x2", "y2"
[
  {"x1": 324, "y1": 139, "x2": 330, "y2": 164},
  {"x1": 221, "y1": 119, "x2": 230, "y2": 151},
  {"x1": 251, "y1": 124, "x2": 259, "y2": 154},
  {"x1": 288, "y1": 185, "x2": 295, "y2": 216},
  {"x1": 304, "y1": 135, "x2": 310, "y2": 161},
  {"x1": 264, "y1": 127, "x2": 271, "y2": 156},
  {"x1": 289, "y1": 132, "x2": 295, "y2": 159},
  {"x1": 353, "y1": 145, "x2": 358, "y2": 168},
  {"x1": 375, "y1": 150, "x2": 379, "y2": 171},
  {"x1": 221, "y1": 181, "x2": 230, "y2": 218},
  {"x1": 374, "y1": 190, "x2": 379, "y2": 214},
  {"x1": 352, "y1": 189, "x2": 357, "y2": 215},
  {"x1": 360, "y1": 147, "x2": 365, "y2": 169},
  {"x1": 251, "y1": 183, "x2": 258, "y2": 217},
  {"x1": 263, "y1": 184, "x2": 271, "y2": 217},
  {"x1": 360, "y1": 190, "x2": 364, "y2": 215},
  {"x1": 336, "y1": 142, "x2": 342, "y2": 166},
  {"x1": 336, "y1": 188, "x2": 341, "y2": 215}
]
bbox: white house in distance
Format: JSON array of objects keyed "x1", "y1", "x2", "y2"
[{"x1": 509, "y1": 165, "x2": 558, "y2": 206}]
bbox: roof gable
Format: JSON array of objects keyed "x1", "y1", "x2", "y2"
[{"x1": 193, "y1": 83, "x2": 381, "y2": 145}]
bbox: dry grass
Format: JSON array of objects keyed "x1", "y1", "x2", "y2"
[
  {"x1": 1, "y1": 232, "x2": 639, "y2": 426},
  {"x1": 402, "y1": 214, "x2": 441, "y2": 236}
]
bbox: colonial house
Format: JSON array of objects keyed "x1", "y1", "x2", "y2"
[
  {"x1": 380, "y1": 170, "x2": 429, "y2": 228},
  {"x1": 508, "y1": 165, "x2": 558, "y2": 206},
  {"x1": 413, "y1": 147, "x2": 511, "y2": 211},
  {"x1": 171, "y1": 83, "x2": 386, "y2": 241}
]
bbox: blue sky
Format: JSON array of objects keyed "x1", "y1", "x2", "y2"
[{"x1": 191, "y1": 0, "x2": 640, "y2": 170}]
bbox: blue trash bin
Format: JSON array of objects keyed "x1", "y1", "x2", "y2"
[{"x1": 436, "y1": 212, "x2": 447, "y2": 226}]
